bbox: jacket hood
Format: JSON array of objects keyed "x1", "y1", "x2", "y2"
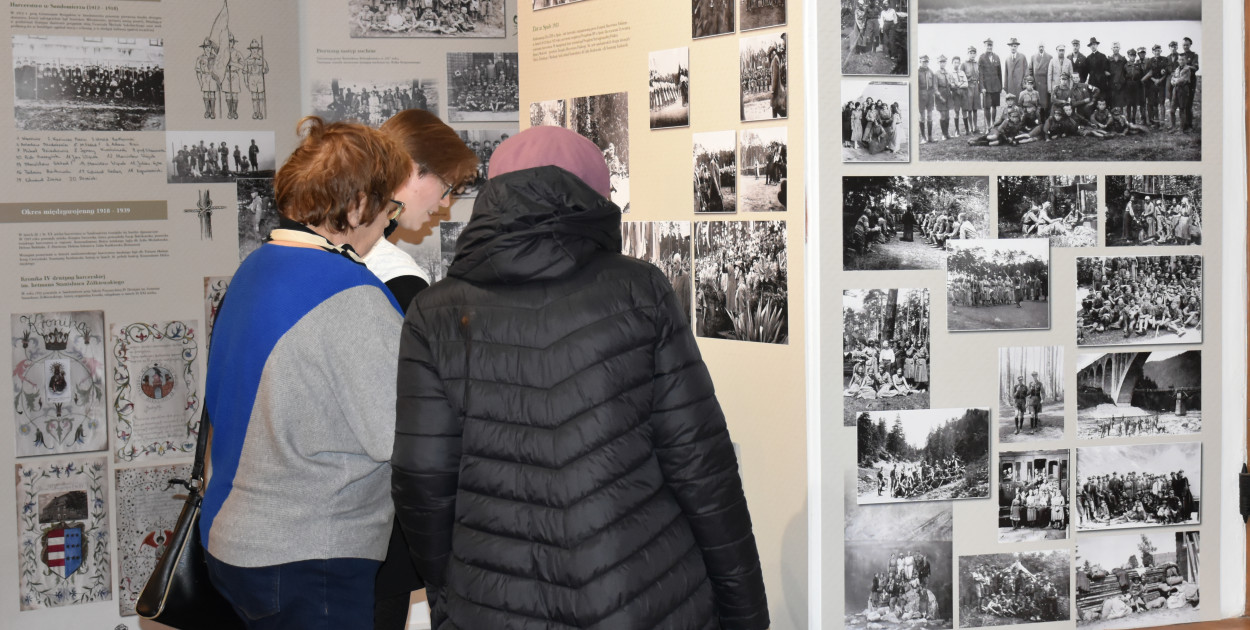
[{"x1": 448, "y1": 166, "x2": 622, "y2": 284}]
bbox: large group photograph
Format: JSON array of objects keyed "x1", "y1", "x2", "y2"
[
  {"x1": 12, "y1": 35, "x2": 165, "y2": 131},
  {"x1": 349, "y1": 0, "x2": 506, "y2": 38},
  {"x1": 693, "y1": 220, "x2": 788, "y2": 344},
  {"x1": 1075, "y1": 442, "x2": 1201, "y2": 531},
  {"x1": 1076, "y1": 531, "x2": 1200, "y2": 629},
  {"x1": 997, "y1": 175, "x2": 1098, "y2": 247},
  {"x1": 648, "y1": 47, "x2": 690, "y2": 129},
  {"x1": 959, "y1": 551, "x2": 1071, "y2": 628},
  {"x1": 842, "y1": 79, "x2": 909, "y2": 162},
  {"x1": 1076, "y1": 350, "x2": 1201, "y2": 440},
  {"x1": 1105, "y1": 175, "x2": 1202, "y2": 246},
  {"x1": 998, "y1": 346, "x2": 1064, "y2": 442},
  {"x1": 622, "y1": 221, "x2": 693, "y2": 324},
  {"x1": 916, "y1": 0, "x2": 1202, "y2": 162},
  {"x1": 841, "y1": 0, "x2": 908, "y2": 75},
  {"x1": 843, "y1": 176, "x2": 988, "y2": 271},
  {"x1": 309, "y1": 78, "x2": 438, "y2": 125},
  {"x1": 446, "y1": 52, "x2": 518, "y2": 121},
  {"x1": 740, "y1": 32, "x2": 788, "y2": 122},
  {"x1": 845, "y1": 473, "x2": 953, "y2": 630},
  {"x1": 692, "y1": 0, "x2": 735, "y2": 39},
  {"x1": 997, "y1": 449, "x2": 1070, "y2": 543},
  {"x1": 1076, "y1": 255, "x2": 1202, "y2": 346},
  {"x1": 946, "y1": 239, "x2": 1050, "y2": 332},
  {"x1": 166, "y1": 131, "x2": 275, "y2": 184},
  {"x1": 843, "y1": 288, "x2": 931, "y2": 425},
  {"x1": 856, "y1": 407, "x2": 991, "y2": 505},
  {"x1": 740, "y1": 0, "x2": 785, "y2": 32},
  {"x1": 693, "y1": 131, "x2": 737, "y2": 213},
  {"x1": 738, "y1": 127, "x2": 787, "y2": 212}
]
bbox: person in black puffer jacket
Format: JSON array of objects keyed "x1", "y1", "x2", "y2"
[{"x1": 392, "y1": 126, "x2": 769, "y2": 630}]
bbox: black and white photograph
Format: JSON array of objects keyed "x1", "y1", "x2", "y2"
[
  {"x1": 740, "y1": 32, "x2": 787, "y2": 121},
  {"x1": 1106, "y1": 175, "x2": 1201, "y2": 246},
  {"x1": 12, "y1": 35, "x2": 165, "y2": 131},
  {"x1": 693, "y1": 131, "x2": 737, "y2": 213},
  {"x1": 693, "y1": 220, "x2": 788, "y2": 344},
  {"x1": 622, "y1": 221, "x2": 693, "y2": 323},
  {"x1": 237, "y1": 178, "x2": 277, "y2": 261},
  {"x1": 446, "y1": 52, "x2": 518, "y2": 122},
  {"x1": 392, "y1": 229, "x2": 446, "y2": 285},
  {"x1": 439, "y1": 221, "x2": 466, "y2": 273},
  {"x1": 959, "y1": 551, "x2": 1071, "y2": 628},
  {"x1": 843, "y1": 176, "x2": 988, "y2": 271},
  {"x1": 529, "y1": 99, "x2": 567, "y2": 127},
  {"x1": 844, "y1": 472, "x2": 953, "y2": 630},
  {"x1": 1076, "y1": 255, "x2": 1202, "y2": 346},
  {"x1": 842, "y1": 79, "x2": 909, "y2": 162},
  {"x1": 310, "y1": 79, "x2": 438, "y2": 125},
  {"x1": 741, "y1": 0, "x2": 786, "y2": 32},
  {"x1": 917, "y1": 3, "x2": 1202, "y2": 162},
  {"x1": 534, "y1": 0, "x2": 591, "y2": 9},
  {"x1": 738, "y1": 127, "x2": 786, "y2": 212},
  {"x1": 167, "y1": 131, "x2": 276, "y2": 184},
  {"x1": 648, "y1": 47, "x2": 690, "y2": 129},
  {"x1": 1076, "y1": 531, "x2": 1200, "y2": 629},
  {"x1": 997, "y1": 449, "x2": 1070, "y2": 542},
  {"x1": 947, "y1": 239, "x2": 1050, "y2": 332},
  {"x1": 1075, "y1": 442, "x2": 1201, "y2": 531},
  {"x1": 841, "y1": 0, "x2": 908, "y2": 75},
  {"x1": 856, "y1": 407, "x2": 991, "y2": 505},
  {"x1": 570, "y1": 91, "x2": 630, "y2": 212},
  {"x1": 998, "y1": 346, "x2": 1065, "y2": 442},
  {"x1": 456, "y1": 129, "x2": 516, "y2": 197},
  {"x1": 843, "y1": 288, "x2": 931, "y2": 426},
  {"x1": 349, "y1": 0, "x2": 507, "y2": 38},
  {"x1": 1076, "y1": 350, "x2": 1201, "y2": 440},
  {"x1": 693, "y1": 0, "x2": 735, "y2": 39},
  {"x1": 998, "y1": 175, "x2": 1098, "y2": 247}
]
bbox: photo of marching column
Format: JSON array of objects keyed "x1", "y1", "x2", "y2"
[
  {"x1": 1076, "y1": 255, "x2": 1202, "y2": 346},
  {"x1": 649, "y1": 47, "x2": 689, "y2": 129},
  {"x1": 843, "y1": 289, "x2": 931, "y2": 426},
  {"x1": 12, "y1": 35, "x2": 165, "y2": 131},
  {"x1": 843, "y1": 176, "x2": 989, "y2": 271},
  {"x1": 570, "y1": 91, "x2": 630, "y2": 212},
  {"x1": 740, "y1": 32, "x2": 787, "y2": 122},
  {"x1": 1075, "y1": 531, "x2": 1200, "y2": 629},
  {"x1": 693, "y1": 220, "x2": 788, "y2": 344},
  {"x1": 1075, "y1": 442, "x2": 1201, "y2": 531},
  {"x1": 693, "y1": 0, "x2": 735, "y2": 39},
  {"x1": 958, "y1": 551, "x2": 1071, "y2": 628},
  {"x1": 997, "y1": 449, "x2": 1070, "y2": 542},
  {"x1": 456, "y1": 129, "x2": 516, "y2": 197},
  {"x1": 738, "y1": 127, "x2": 786, "y2": 212},
  {"x1": 844, "y1": 472, "x2": 953, "y2": 630},
  {"x1": 1105, "y1": 175, "x2": 1202, "y2": 246},
  {"x1": 310, "y1": 79, "x2": 438, "y2": 125},
  {"x1": 622, "y1": 221, "x2": 693, "y2": 323},
  {"x1": 856, "y1": 407, "x2": 991, "y2": 505},
  {"x1": 693, "y1": 131, "x2": 737, "y2": 213},
  {"x1": 1076, "y1": 350, "x2": 1201, "y2": 440},
  {"x1": 946, "y1": 239, "x2": 1050, "y2": 332},
  {"x1": 167, "y1": 131, "x2": 276, "y2": 184},
  {"x1": 997, "y1": 175, "x2": 1098, "y2": 247},
  {"x1": 998, "y1": 346, "x2": 1064, "y2": 442},
  {"x1": 916, "y1": 1, "x2": 1202, "y2": 162},
  {"x1": 446, "y1": 52, "x2": 518, "y2": 122},
  {"x1": 528, "y1": 99, "x2": 567, "y2": 127},
  {"x1": 349, "y1": 0, "x2": 507, "y2": 38},
  {"x1": 841, "y1": 0, "x2": 908, "y2": 75},
  {"x1": 842, "y1": 79, "x2": 909, "y2": 162}
]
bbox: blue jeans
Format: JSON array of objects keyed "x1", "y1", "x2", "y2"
[{"x1": 206, "y1": 553, "x2": 381, "y2": 630}]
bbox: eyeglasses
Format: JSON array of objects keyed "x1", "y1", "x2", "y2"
[
  {"x1": 439, "y1": 177, "x2": 455, "y2": 200},
  {"x1": 385, "y1": 198, "x2": 405, "y2": 221}
]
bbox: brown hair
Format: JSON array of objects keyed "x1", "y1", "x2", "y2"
[
  {"x1": 275, "y1": 116, "x2": 411, "y2": 232},
  {"x1": 380, "y1": 109, "x2": 479, "y2": 188}
]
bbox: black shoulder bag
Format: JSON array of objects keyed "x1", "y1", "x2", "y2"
[{"x1": 135, "y1": 407, "x2": 245, "y2": 629}]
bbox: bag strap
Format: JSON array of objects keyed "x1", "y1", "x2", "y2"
[{"x1": 190, "y1": 407, "x2": 210, "y2": 486}]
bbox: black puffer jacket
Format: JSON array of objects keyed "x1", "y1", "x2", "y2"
[{"x1": 393, "y1": 166, "x2": 768, "y2": 630}]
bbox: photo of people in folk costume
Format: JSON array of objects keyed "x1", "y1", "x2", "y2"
[
  {"x1": 843, "y1": 289, "x2": 931, "y2": 424},
  {"x1": 1105, "y1": 175, "x2": 1201, "y2": 246}
]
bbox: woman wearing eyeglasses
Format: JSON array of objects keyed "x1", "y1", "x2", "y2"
[{"x1": 201, "y1": 116, "x2": 414, "y2": 629}]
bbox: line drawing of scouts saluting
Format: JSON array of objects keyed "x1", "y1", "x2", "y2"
[
  {"x1": 978, "y1": 38, "x2": 1003, "y2": 131},
  {"x1": 244, "y1": 39, "x2": 268, "y2": 120}
]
